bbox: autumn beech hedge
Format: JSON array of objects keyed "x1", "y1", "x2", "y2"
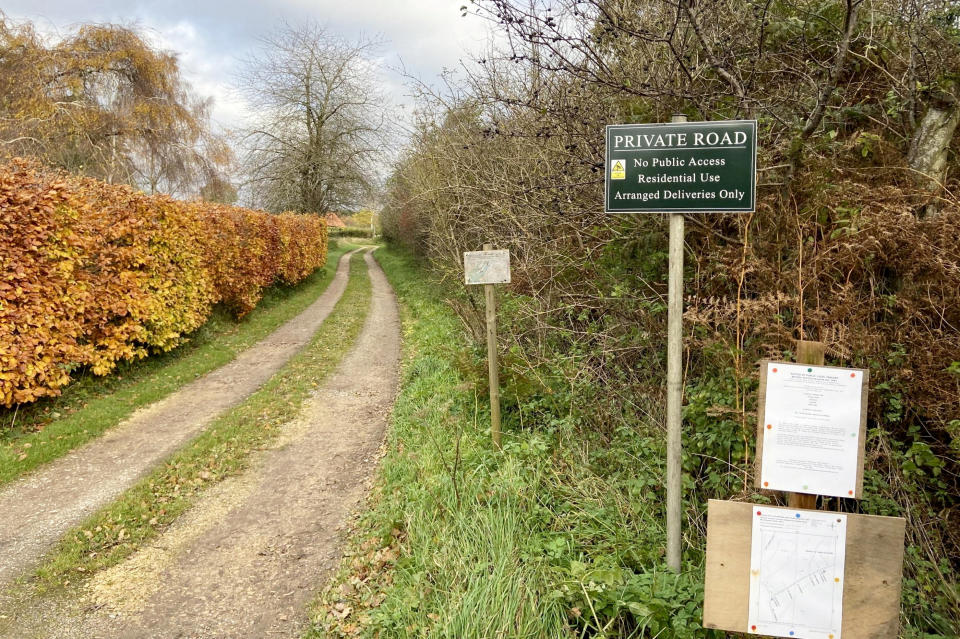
[{"x1": 0, "y1": 160, "x2": 327, "y2": 406}]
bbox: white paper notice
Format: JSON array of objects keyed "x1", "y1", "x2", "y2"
[
  {"x1": 760, "y1": 362, "x2": 864, "y2": 498},
  {"x1": 464, "y1": 250, "x2": 511, "y2": 285},
  {"x1": 748, "y1": 508, "x2": 846, "y2": 639}
]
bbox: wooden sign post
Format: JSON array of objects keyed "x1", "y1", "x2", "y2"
[
  {"x1": 483, "y1": 246, "x2": 502, "y2": 450},
  {"x1": 464, "y1": 244, "x2": 511, "y2": 450},
  {"x1": 665, "y1": 116, "x2": 685, "y2": 573},
  {"x1": 791, "y1": 340, "x2": 825, "y2": 509},
  {"x1": 605, "y1": 115, "x2": 758, "y2": 572}
]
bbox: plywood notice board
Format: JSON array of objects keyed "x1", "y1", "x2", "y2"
[{"x1": 703, "y1": 500, "x2": 905, "y2": 638}]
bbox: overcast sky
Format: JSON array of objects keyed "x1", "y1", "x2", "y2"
[{"x1": 1, "y1": 0, "x2": 495, "y2": 133}]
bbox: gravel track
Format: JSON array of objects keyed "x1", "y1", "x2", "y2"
[
  {"x1": 38, "y1": 249, "x2": 401, "y2": 638},
  {"x1": 0, "y1": 250, "x2": 357, "y2": 587}
]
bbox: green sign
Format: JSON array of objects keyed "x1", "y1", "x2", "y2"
[{"x1": 605, "y1": 120, "x2": 757, "y2": 213}]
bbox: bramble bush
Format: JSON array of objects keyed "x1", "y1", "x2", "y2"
[{"x1": 0, "y1": 159, "x2": 327, "y2": 407}]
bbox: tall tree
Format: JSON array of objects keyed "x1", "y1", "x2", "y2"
[
  {"x1": 236, "y1": 22, "x2": 386, "y2": 214},
  {"x1": 0, "y1": 15, "x2": 231, "y2": 196}
]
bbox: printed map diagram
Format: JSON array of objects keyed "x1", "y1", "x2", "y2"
[{"x1": 748, "y1": 508, "x2": 847, "y2": 639}]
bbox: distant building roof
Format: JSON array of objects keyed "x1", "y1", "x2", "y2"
[{"x1": 325, "y1": 213, "x2": 346, "y2": 228}]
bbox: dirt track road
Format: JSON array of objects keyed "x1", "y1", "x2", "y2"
[
  {"x1": 2, "y1": 250, "x2": 401, "y2": 639},
  {"x1": 0, "y1": 250, "x2": 356, "y2": 587}
]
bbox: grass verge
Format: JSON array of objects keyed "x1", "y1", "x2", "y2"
[
  {"x1": 29, "y1": 250, "x2": 371, "y2": 591},
  {"x1": 307, "y1": 246, "x2": 571, "y2": 638},
  {"x1": 311, "y1": 245, "x2": 954, "y2": 639},
  {"x1": 0, "y1": 244, "x2": 351, "y2": 488}
]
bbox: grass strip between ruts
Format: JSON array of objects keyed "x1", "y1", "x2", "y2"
[
  {"x1": 0, "y1": 243, "x2": 353, "y2": 489},
  {"x1": 30, "y1": 250, "x2": 372, "y2": 592}
]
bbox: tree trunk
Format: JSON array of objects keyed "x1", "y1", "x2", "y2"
[{"x1": 908, "y1": 91, "x2": 959, "y2": 218}]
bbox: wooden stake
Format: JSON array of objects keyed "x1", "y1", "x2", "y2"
[
  {"x1": 666, "y1": 113, "x2": 687, "y2": 573},
  {"x1": 483, "y1": 243, "x2": 502, "y2": 450},
  {"x1": 787, "y1": 339, "x2": 826, "y2": 510}
]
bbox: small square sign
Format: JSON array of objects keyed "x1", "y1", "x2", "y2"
[{"x1": 464, "y1": 249, "x2": 511, "y2": 285}]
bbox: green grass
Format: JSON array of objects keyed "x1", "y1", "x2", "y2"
[
  {"x1": 307, "y1": 246, "x2": 571, "y2": 638},
  {"x1": 0, "y1": 244, "x2": 351, "y2": 488},
  {"x1": 308, "y1": 247, "x2": 712, "y2": 639},
  {"x1": 311, "y1": 246, "x2": 956, "y2": 639},
  {"x1": 29, "y1": 251, "x2": 372, "y2": 591}
]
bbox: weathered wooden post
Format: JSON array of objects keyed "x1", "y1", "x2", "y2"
[
  {"x1": 483, "y1": 243, "x2": 502, "y2": 450},
  {"x1": 463, "y1": 245, "x2": 511, "y2": 450},
  {"x1": 665, "y1": 113, "x2": 687, "y2": 573},
  {"x1": 788, "y1": 339, "x2": 826, "y2": 510}
]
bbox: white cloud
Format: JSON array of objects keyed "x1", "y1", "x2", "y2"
[
  {"x1": 277, "y1": 0, "x2": 494, "y2": 71},
  {"x1": 1, "y1": 0, "x2": 502, "y2": 157},
  {"x1": 138, "y1": 20, "x2": 252, "y2": 132}
]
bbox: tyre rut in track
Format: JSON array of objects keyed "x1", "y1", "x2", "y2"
[
  {"x1": 0, "y1": 250, "x2": 359, "y2": 587},
  {"x1": 43, "y1": 249, "x2": 401, "y2": 639}
]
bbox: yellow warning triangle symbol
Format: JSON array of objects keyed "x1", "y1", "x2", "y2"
[{"x1": 613, "y1": 160, "x2": 624, "y2": 171}]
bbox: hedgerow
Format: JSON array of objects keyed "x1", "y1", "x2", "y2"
[
  {"x1": 0, "y1": 159, "x2": 327, "y2": 406},
  {"x1": 378, "y1": 1, "x2": 960, "y2": 629}
]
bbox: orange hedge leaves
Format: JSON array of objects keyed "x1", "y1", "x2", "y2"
[{"x1": 0, "y1": 160, "x2": 327, "y2": 406}]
